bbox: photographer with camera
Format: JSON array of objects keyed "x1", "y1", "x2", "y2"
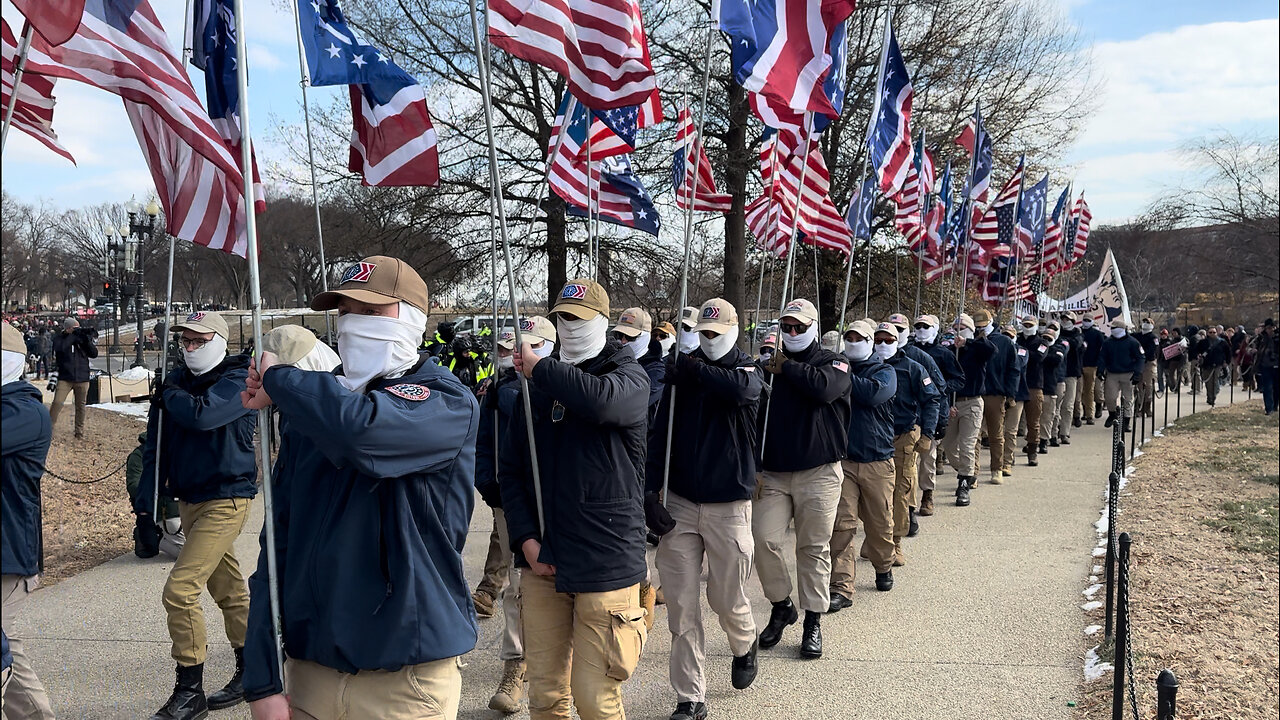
[{"x1": 49, "y1": 317, "x2": 99, "y2": 440}]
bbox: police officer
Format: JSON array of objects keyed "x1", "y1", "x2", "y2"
[
  {"x1": 829, "y1": 319, "x2": 897, "y2": 607},
  {"x1": 647, "y1": 298, "x2": 763, "y2": 720},
  {"x1": 2, "y1": 322, "x2": 55, "y2": 719},
  {"x1": 1101, "y1": 320, "x2": 1144, "y2": 431},
  {"x1": 1134, "y1": 318, "x2": 1159, "y2": 416},
  {"x1": 133, "y1": 310, "x2": 258, "y2": 719},
  {"x1": 240, "y1": 256, "x2": 479, "y2": 720},
  {"x1": 910, "y1": 315, "x2": 964, "y2": 515},
  {"x1": 426, "y1": 320, "x2": 457, "y2": 358},
  {"x1": 1079, "y1": 315, "x2": 1106, "y2": 423},
  {"x1": 500, "y1": 278, "x2": 649, "y2": 720},
  {"x1": 972, "y1": 309, "x2": 1018, "y2": 485},
  {"x1": 754, "y1": 298, "x2": 851, "y2": 660},
  {"x1": 941, "y1": 314, "x2": 994, "y2": 505},
  {"x1": 872, "y1": 322, "x2": 938, "y2": 561}
]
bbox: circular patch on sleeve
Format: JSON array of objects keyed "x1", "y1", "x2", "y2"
[{"x1": 385, "y1": 383, "x2": 431, "y2": 401}]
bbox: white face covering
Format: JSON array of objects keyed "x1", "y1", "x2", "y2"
[
  {"x1": 658, "y1": 336, "x2": 676, "y2": 356},
  {"x1": 625, "y1": 331, "x2": 651, "y2": 360},
  {"x1": 1111, "y1": 327, "x2": 1127, "y2": 338},
  {"x1": 295, "y1": 341, "x2": 341, "y2": 373},
  {"x1": 1082, "y1": 319, "x2": 1094, "y2": 329},
  {"x1": 678, "y1": 328, "x2": 700, "y2": 354},
  {"x1": 698, "y1": 327, "x2": 739, "y2": 362},
  {"x1": 1020, "y1": 325, "x2": 1037, "y2": 337},
  {"x1": 958, "y1": 328, "x2": 975, "y2": 340},
  {"x1": 1063, "y1": 320, "x2": 1076, "y2": 330},
  {"x1": 758, "y1": 347, "x2": 775, "y2": 361},
  {"x1": 497, "y1": 354, "x2": 515, "y2": 371},
  {"x1": 557, "y1": 314, "x2": 608, "y2": 365},
  {"x1": 335, "y1": 302, "x2": 426, "y2": 394},
  {"x1": 978, "y1": 323, "x2": 994, "y2": 336},
  {"x1": 2, "y1": 349, "x2": 25, "y2": 384},
  {"x1": 1140, "y1": 322, "x2": 1153, "y2": 333},
  {"x1": 896, "y1": 328, "x2": 908, "y2": 348},
  {"x1": 781, "y1": 322, "x2": 818, "y2": 352},
  {"x1": 532, "y1": 341, "x2": 555, "y2": 359},
  {"x1": 844, "y1": 339, "x2": 872, "y2": 362},
  {"x1": 874, "y1": 341, "x2": 897, "y2": 361},
  {"x1": 914, "y1": 327, "x2": 938, "y2": 344},
  {"x1": 183, "y1": 334, "x2": 228, "y2": 376}
]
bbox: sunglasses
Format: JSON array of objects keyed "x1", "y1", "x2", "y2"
[
  {"x1": 779, "y1": 321, "x2": 810, "y2": 335},
  {"x1": 180, "y1": 337, "x2": 211, "y2": 349},
  {"x1": 699, "y1": 330, "x2": 721, "y2": 339}
]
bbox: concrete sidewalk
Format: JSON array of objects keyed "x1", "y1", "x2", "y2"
[{"x1": 9, "y1": 384, "x2": 1242, "y2": 719}]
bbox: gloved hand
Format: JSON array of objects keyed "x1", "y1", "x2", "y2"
[
  {"x1": 665, "y1": 351, "x2": 701, "y2": 381},
  {"x1": 134, "y1": 514, "x2": 161, "y2": 559},
  {"x1": 1005, "y1": 397, "x2": 1016, "y2": 409},
  {"x1": 644, "y1": 492, "x2": 676, "y2": 536},
  {"x1": 1131, "y1": 375, "x2": 1141, "y2": 386},
  {"x1": 764, "y1": 350, "x2": 788, "y2": 375},
  {"x1": 936, "y1": 424, "x2": 948, "y2": 440}
]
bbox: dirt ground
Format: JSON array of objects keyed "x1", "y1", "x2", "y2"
[
  {"x1": 1076, "y1": 400, "x2": 1280, "y2": 719},
  {"x1": 40, "y1": 406, "x2": 146, "y2": 585}
]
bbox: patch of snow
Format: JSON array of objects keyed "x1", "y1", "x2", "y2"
[
  {"x1": 1083, "y1": 583, "x2": 1103, "y2": 598},
  {"x1": 1152, "y1": 430, "x2": 1163, "y2": 438},
  {"x1": 1092, "y1": 565, "x2": 1102, "y2": 574},
  {"x1": 1133, "y1": 449, "x2": 1144, "y2": 459},
  {"x1": 1083, "y1": 646, "x2": 1114, "y2": 682},
  {"x1": 1092, "y1": 547, "x2": 1107, "y2": 557},
  {"x1": 1081, "y1": 600, "x2": 1103, "y2": 611},
  {"x1": 94, "y1": 402, "x2": 151, "y2": 419},
  {"x1": 1088, "y1": 575, "x2": 1098, "y2": 583},
  {"x1": 115, "y1": 366, "x2": 154, "y2": 382},
  {"x1": 1084, "y1": 625, "x2": 1102, "y2": 636},
  {"x1": 1095, "y1": 515, "x2": 1109, "y2": 534}
]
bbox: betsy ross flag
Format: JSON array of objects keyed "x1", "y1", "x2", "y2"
[
  {"x1": 1038, "y1": 185, "x2": 1070, "y2": 275},
  {"x1": 868, "y1": 26, "x2": 913, "y2": 197},
  {"x1": 488, "y1": 0, "x2": 656, "y2": 110},
  {"x1": 971, "y1": 155, "x2": 1022, "y2": 252},
  {"x1": 745, "y1": 130, "x2": 852, "y2": 257},
  {"x1": 957, "y1": 105, "x2": 993, "y2": 204},
  {"x1": 1015, "y1": 173, "x2": 1048, "y2": 257},
  {"x1": 298, "y1": 0, "x2": 439, "y2": 186},
  {"x1": 2, "y1": 19, "x2": 74, "y2": 164},
  {"x1": 672, "y1": 106, "x2": 732, "y2": 213}
]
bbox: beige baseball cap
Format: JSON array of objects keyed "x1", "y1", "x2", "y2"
[
  {"x1": 971, "y1": 308, "x2": 993, "y2": 326},
  {"x1": 260, "y1": 325, "x2": 319, "y2": 365},
  {"x1": 914, "y1": 314, "x2": 939, "y2": 328},
  {"x1": 873, "y1": 321, "x2": 899, "y2": 339},
  {"x1": 311, "y1": 256, "x2": 429, "y2": 313},
  {"x1": 844, "y1": 319, "x2": 876, "y2": 341},
  {"x1": 885, "y1": 313, "x2": 911, "y2": 330},
  {"x1": 552, "y1": 278, "x2": 610, "y2": 320},
  {"x1": 654, "y1": 321, "x2": 676, "y2": 337},
  {"x1": 2, "y1": 322, "x2": 24, "y2": 355},
  {"x1": 780, "y1": 298, "x2": 818, "y2": 325},
  {"x1": 761, "y1": 333, "x2": 777, "y2": 348},
  {"x1": 172, "y1": 310, "x2": 229, "y2": 340},
  {"x1": 613, "y1": 307, "x2": 653, "y2": 338},
  {"x1": 955, "y1": 313, "x2": 975, "y2": 331},
  {"x1": 679, "y1": 306, "x2": 699, "y2": 330},
  {"x1": 518, "y1": 315, "x2": 557, "y2": 344},
  {"x1": 695, "y1": 298, "x2": 738, "y2": 334}
]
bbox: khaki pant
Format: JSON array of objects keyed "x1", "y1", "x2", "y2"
[
  {"x1": 942, "y1": 396, "x2": 983, "y2": 478},
  {"x1": 1080, "y1": 367, "x2": 1099, "y2": 420},
  {"x1": 831, "y1": 458, "x2": 895, "y2": 595},
  {"x1": 981, "y1": 395, "x2": 1007, "y2": 477},
  {"x1": 477, "y1": 507, "x2": 512, "y2": 598},
  {"x1": 165, "y1": 498, "x2": 251, "y2": 666},
  {"x1": 656, "y1": 494, "x2": 755, "y2": 704},
  {"x1": 520, "y1": 573, "x2": 645, "y2": 720},
  {"x1": 1025, "y1": 390, "x2": 1044, "y2": 451},
  {"x1": 1105, "y1": 371, "x2": 1135, "y2": 418},
  {"x1": 892, "y1": 428, "x2": 921, "y2": 538},
  {"x1": 488, "y1": 508, "x2": 523, "y2": 662},
  {"x1": 1052, "y1": 379, "x2": 1074, "y2": 438},
  {"x1": 1040, "y1": 386, "x2": 1060, "y2": 441},
  {"x1": 48, "y1": 379, "x2": 89, "y2": 437},
  {"x1": 286, "y1": 656, "x2": 461, "y2": 720},
  {"x1": 1002, "y1": 400, "x2": 1024, "y2": 471},
  {"x1": 752, "y1": 462, "x2": 842, "y2": 613},
  {"x1": 1, "y1": 575, "x2": 55, "y2": 719},
  {"x1": 1138, "y1": 361, "x2": 1157, "y2": 416},
  {"x1": 914, "y1": 433, "x2": 936, "y2": 493}
]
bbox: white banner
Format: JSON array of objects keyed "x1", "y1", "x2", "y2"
[{"x1": 1037, "y1": 249, "x2": 1132, "y2": 329}]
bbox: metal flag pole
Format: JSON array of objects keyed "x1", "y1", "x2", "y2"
[
  {"x1": 1001, "y1": 154, "x2": 1026, "y2": 324},
  {"x1": 862, "y1": 6, "x2": 894, "y2": 319},
  {"x1": 468, "y1": 0, "x2": 545, "y2": 532},
  {"x1": 956, "y1": 100, "x2": 983, "y2": 326},
  {"x1": 1, "y1": 22, "x2": 34, "y2": 151},
  {"x1": 751, "y1": 251, "x2": 768, "y2": 343},
  {"x1": 839, "y1": 157, "x2": 870, "y2": 332},
  {"x1": 231, "y1": 0, "x2": 283, "y2": 680},
  {"x1": 152, "y1": 230, "x2": 177, "y2": 523},
  {"x1": 661, "y1": 22, "x2": 715, "y2": 504},
  {"x1": 913, "y1": 129, "x2": 928, "y2": 320},
  {"x1": 812, "y1": 239, "x2": 821, "y2": 334},
  {"x1": 585, "y1": 129, "x2": 595, "y2": 279},
  {"x1": 290, "y1": 1, "x2": 333, "y2": 343}
]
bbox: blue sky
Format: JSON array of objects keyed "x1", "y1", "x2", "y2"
[{"x1": 2, "y1": 0, "x2": 1278, "y2": 226}]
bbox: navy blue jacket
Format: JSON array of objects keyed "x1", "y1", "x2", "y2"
[
  {"x1": 1, "y1": 630, "x2": 10, "y2": 673},
  {"x1": 1061, "y1": 328, "x2": 1084, "y2": 377},
  {"x1": 2, "y1": 381, "x2": 51, "y2": 577},
  {"x1": 844, "y1": 357, "x2": 897, "y2": 463},
  {"x1": 983, "y1": 330, "x2": 1021, "y2": 398},
  {"x1": 637, "y1": 342, "x2": 667, "y2": 432},
  {"x1": 1012, "y1": 338, "x2": 1030, "y2": 402},
  {"x1": 916, "y1": 340, "x2": 966, "y2": 432},
  {"x1": 243, "y1": 359, "x2": 479, "y2": 702},
  {"x1": 760, "y1": 341, "x2": 852, "y2": 472},
  {"x1": 904, "y1": 345, "x2": 945, "y2": 416},
  {"x1": 499, "y1": 345, "x2": 649, "y2": 594},
  {"x1": 1198, "y1": 337, "x2": 1230, "y2": 369},
  {"x1": 955, "y1": 335, "x2": 995, "y2": 398},
  {"x1": 1081, "y1": 326, "x2": 1106, "y2": 367},
  {"x1": 885, "y1": 352, "x2": 940, "y2": 437},
  {"x1": 1100, "y1": 335, "x2": 1145, "y2": 375},
  {"x1": 1135, "y1": 331, "x2": 1159, "y2": 364},
  {"x1": 647, "y1": 347, "x2": 763, "y2": 504},
  {"x1": 135, "y1": 355, "x2": 258, "y2": 514},
  {"x1": 51, "y1": 328, "x2": 98, "y2": 383},
  {"x1": 1042, "y1": 339, "x2": 1067, "y2": 394},
  {"x1": 475, "y1": 369, "x2": 520, "y2": 509}
]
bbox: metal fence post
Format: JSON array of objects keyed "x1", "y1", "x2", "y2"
[
  {"x1": 1104, "y1": 470, "x2": 1119, "y2": 639},
  {"x1": 1112, "y1": 532, "x2": 1132, "y2": 720},
  {"x1": 1156, "y1": 669, "x2": 1179, "y2": 720},
  {"x1": 1164, "y1": 383, "x2": 1169, "y2": 429},
  {"x1": 1130, "y1": 403, "x2": 1138, "y2": 459}
]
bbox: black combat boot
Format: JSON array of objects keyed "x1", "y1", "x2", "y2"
[
  {"x1": 150, "y1": 664, "x2": 207, "y2": 720},
  {"x1": 207, "y1": 647, "x2": 245, "y2": 710},
  {"x1": 731, "y1": 640, "x2": 758, "y2": 689},
  {"x1": 955, "y1": 478, "x2": 972, "y2": 507},
  {"x1": 799, "y1": 611, "x2": 823, "y2": 659},
  {"x1": 758, "y1": 598, "x2": 798, "y2": 649}
]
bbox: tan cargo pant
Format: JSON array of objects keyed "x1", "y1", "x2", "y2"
[
  {"x1": 981, "y1": 395, "x2": 1008, "y2": 477},
  {"x1": 1040, "y1": 385, "x2": 1062, "y2": 442},
  {"x1": 487, "y1": 508, "x2": 523, "y2": 662},
  {"x1": 286, "y1": 656, "x2": 462, "y2": 720},
  {"x1": 1105, "y1": 371, "x2": 1135, "y2": 418},
  {"x1": 831, "y1": 458, "x2": 895, "y2": 596},
  {"x1": 656, "y1": 494, "x2": 755, "y2": 704},
  {"x1": 892, "y1": 427, "x2": 921, "y2": 538},
  {"x1": 753, "y1": 462, "x2": 842, "y2": 613},
  {"x1": 477, "y1": 507, "x2": 512, "y2": 598},
  {"x1": 1138, "y1": 361, "x2": 1157, "y2": 415},
  {"x1": 521, "y1": 573, "x2": 645, "y2": 720},
  {"x1": 1, "y1": 575, "x2": 55, "y2": 719},
  {"x1": 166, "y1": 498, "x2": 251, "y2": 666},
  {"x1": 1056, "y1": 377, "x2": 1077, "y2": 438},
  {"x1": 48, "y1": 379, "x2": 89, "y2": 437},
  {"x1": 943, "y1": 396, "x2": 984, "y2": 478},
  {"x1": 1080, "y1": 367, "x2": 1098, "y2": 420},
  {"x1": 1001, "y1": 400, "x2": 1024, "y2": 471},
  {"x1": 1025, "y1": 390, "x2": 1044, "y2": 450},
  {"x1": 914, "y1": 433, "x2": 936, "y2": 493}
]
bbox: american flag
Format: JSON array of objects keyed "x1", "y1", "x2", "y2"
[
  {"x1": 488, "y1": 0, "x2": 656, "y2": 111},
  {"x1": 2, "y1": 19, "x2": 74, "y2": 164},
  {"x1": 846, "y1": 174, "x2": 876, "y2": 241},
  {"x1": 971, "y1": 155, "x2": 1022, "y2": 254},
  {"x1": 892, "y1": 132, "x2": 928, "y2": 233},
  {"x1": 22, "y1": 0, "x2": 251, "y2": 256},
  {"x1": 745, "y1": 130, "x2": 852, "y2": 257},
  {"x1": 191, "y1": 0, "x2": 265, "y2": 209},
  {"x1": 958, "y1": 105, "x2": 993, "y2": 205},
  {"x1": 742, "y1": 12, "x2": 848, "y2": 143},
  {"x1": 672, "y1": 106, "x2": 732, "y2": 213},
  {"x1": 725, "y1": 0, "x2": 855, "y2": 117},
  {"x1": 1015, "y1": 173, "x2": 1048, "y2": 257},
  {"x1": 9, "y1": 0, "x2": 85, "y2": 46},
  {"x1": 981, "y1": 255, "x2": 1013, "y2": 303},
  {"x1": 918, "y1": 144, "x2": 936, "y2": 196},
  {"x1": 1037, "y1": 185, "x2": 1070, "y2": 276},
  {"x1": 587, "y1": 91, "x2": 662, "y2": 161},
  {"x1": 868, "y1": 26, "x2": 913, "y2": 197},
  {"x1": 298, "y1": 0, "x2": 439, "y2": 186},
  {"x1": 1066, "y1": 194, "x2": 1091, "y2": 269}
]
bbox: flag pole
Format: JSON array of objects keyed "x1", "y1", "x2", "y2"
[
  {"x1": 585, "y1": 128, "x2": 595, "y2": 279},
  {"x1": 290, "y1": 1, "x2": 333, "y2": 343},
  {"x1": 1001, "y1": 154, "x2": 1026, "y2": 324},
  {"x1": 812, "y1": 239, "x2": 821, "y2": 334},
  {"x1": 0, "y1": 22, "x2": 34, "y2": 151},
  {"x1": 231, "y1": 0, "x2": 284, "y2": 681},
  {"x1": 913, "y1": 129, "x2": 928, "y2": 320},
  {"x1": 468, "y1": 0, "x2": 546, "y2": 533},
  {"x1": 152, "y1": 230, "x2": 176, "y2": 524},
  {"x1": 838, "y1": 158, "x2": 869, "y2": 332},
  {"x1": 751, "y1": 251, "x2": 767, "y2": 344},
  {"x1": 661, "y1": 22, "x2": 715, "y2": 505},
  {"x1": 956, "y1": 100, "x2": 982, "y2": 327},
  {"x1": 861, "y1": 6, "x2": 893, "y2": 319}
]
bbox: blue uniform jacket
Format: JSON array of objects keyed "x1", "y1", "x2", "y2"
[
  {"x1": 1081, "y1": 326, "x2": 1106, "y2": 367},
  {"x1": 242, "y1": 359, "x2": 479, "y2": 702},
  {"x1": 1041, "y1": 340, "x2": 1066, "y2": 394},
  {"x1": 844, "y1": 357, "x2": 897, "y2": 463},
  {"x1": 1012, "y1": 340, "x2": 1030, "y2": 402},
  {"x1": 2, "y1": 381, "x2": 51, "y2": 577},
  {"x1": 135, "y1": 355, "x2": 258, "y2": 514},
  {"x1": 885, "y1": 352, "x2": 940, "y2": 437},
  {"x1": 917, "y1": 341, "x2": 966, "y2": 432},
  {"x1": 983, "y1": 331, "x2": 1021, "y2": 398},
  {"x1": 956, "y1": 336, "x2": 995, "y2": 398},
  {"x1": 1100, "y1": 335, "x2": 1145, "y2": 375},
  {"x1": 475, "y1": 370, "x2": 521, "y2": 509},
  {"x1": 903, "y1": 345, "x2": 945, "y2": 423}
]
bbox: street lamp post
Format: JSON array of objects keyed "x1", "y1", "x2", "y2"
[
  {"x1": 126, "y1": 199, "x2": 160, "y2": 368},
  {"x1": 105, "y1": 229, "x2": 122, "y2": 353}
]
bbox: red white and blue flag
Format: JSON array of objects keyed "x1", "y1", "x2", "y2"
[
  {"x1": 672, "y1": 106, "x2": 732, "y2": 213},
  {"x1": 2, "y1": 19, "x2": 74, "y2": 164},
  {"x1": 957, "y1": 106, "x2": 993, "y2": 205},
  {"x1": 742, "y1": 13, "x2": 849, "y2": 144},
  {"x1": 1037, "y1": 185, "x2": 1071, "y2": 275},
  {"x1": 868, "y1": 27, "x2": 913, "y2": 197},
  {"x1": 745, "y1": 130, "x2": 852, "y2": 257},
  {"x1": 1066, "y1": 194, "x2": 1091, "y2": 269},
  {"x1": 1015, "y1": 173, "x2": 1049, "y2": 257},
  {"x1": 971, "y1": 155, "x2": 1022, "y2": 254}
]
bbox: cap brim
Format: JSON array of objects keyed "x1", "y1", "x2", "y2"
[
  {"x1": 171, "y1": 322, "x2": 220, "y2": 337},
  {"x1": 694, "y1": 320, "x2": 734, "y2": 334},
  {"x1": 780, "y1": 313, "x2": 816, "y2": 325},
  {"x1": 310, "y1": 288, "x2": 401, "y2": 311},
  {"x1": 552, "y1": 302, "x2": 598, "y2": 321},
  {"x1": 612, "y1": 325, "x2": 643, "y2": 338}
]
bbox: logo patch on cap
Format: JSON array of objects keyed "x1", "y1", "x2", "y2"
[
  {"x1": 621, "y1": 312, "x2": 636, "y2": 323},
  {"x1": 186, "y1": 312, "x2": 206, "y2": 323},
  {"x1": 340, "y1": 262, "x2": 376, "y2": 284},
  {"x1": 561, "y1": 284, "x2": 588, "y2": 300},
  {"x1": 785, "y1": 302, "x2": 804, "y2": 314},
  {"x1": 520, "y1": 319, "x2": 536, "y2": 332},
  {"x1": 384, "y1": 383, "x2": 430, "y2": 401},
  {"x1": 500, "y1": 331, "x2": 515, "y2": 343},
  {"x1": 701, "y1": 306, "x2": 720, "y2": 320}
]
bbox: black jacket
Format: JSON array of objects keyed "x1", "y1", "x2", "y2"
[
  {"x1": 499, "y1": 345, "x2": 649, "y2": 593},
  {"x1": 1061, "y1": 328, "x2": 1085, "y2": 377},
  {"x1": 2, "y1": 382, "x2": 51, "y2": 577},
  {"x1": 647, "y1": 347, "x2": 763, "y2": 504},
  {"x1": 759, "y1": 340, "x2": 852, "y2": 472},
  {"x1": 51, "y1": 328, "x2": 98, "y2": 383},
  {"x1": 1021, "y1": 335, "x2": 1063, "y2": 393},
  {"x1": 955, "y1": 335, "x2": 995, "y2": 398},
  {"x1": 1135, "y1": 332, "x2": 1159, "y2": 364},
  {"x1": 1199, "y1": 337, "x2": 1230, "y2": 369},
  {"x1": 475, "y1": 369, "x2": 520, "y2": 509},
  {"x1": 637, "y1": 341, "x2": 667, "y2": 432},
  {"x1": 1100, "y1": 334, "x2": 1145, "y2": 375},
  {"x1": 885, "y1": 352, "x2": 940, "y2": 437},
  {"x1": 983, "y1": 331, "x2": 1021, "y2": 398},
  {"x1": 916, "y1": 340, "x2": 966, "y2": 432},
  {"x1": 1081, "y1": 326, "x2": 1106, "y2": 367}
]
